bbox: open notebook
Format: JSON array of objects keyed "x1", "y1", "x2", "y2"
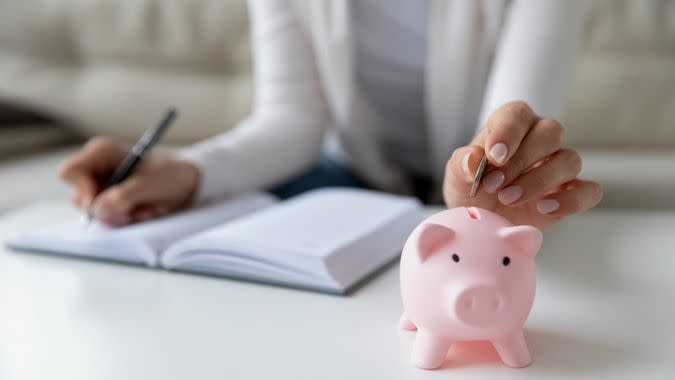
[{"x1": 6, "y1": 188, "x2": 424, "y2": 294}]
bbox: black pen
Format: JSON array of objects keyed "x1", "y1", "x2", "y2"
[{"x1": 82, "y1": 108, "x2": 178, "y2": 226}]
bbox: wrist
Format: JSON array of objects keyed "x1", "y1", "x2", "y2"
[{"x1": 174, "y1": 159, "x2": 202, "y2": 205}]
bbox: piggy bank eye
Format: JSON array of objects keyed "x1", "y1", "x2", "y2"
[
  {"x1": 502, "y1": 256, "x2": 511, "y2": 266},
  {"x1": 451, "y1": 253, "x2": 460, "y2": 263}
]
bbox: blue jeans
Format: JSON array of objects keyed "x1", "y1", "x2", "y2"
[{"x1": 268, "y1": 156, "x2": 371, "y2": 199}]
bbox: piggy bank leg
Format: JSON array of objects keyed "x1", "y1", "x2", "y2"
[
  {"x1": 411, "y1": 330, "x2": 451, "y2": 369},
  {"x1": 491, "y1": 331, "x2": 531, "y2": 368},
  {"x1": 398, "y1": 312, "x2": 417, "y2": 331}
]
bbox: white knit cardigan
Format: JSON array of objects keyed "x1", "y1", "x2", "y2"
[{"x1": 182, "y1": 0, "x2": 587, "y2": 201}]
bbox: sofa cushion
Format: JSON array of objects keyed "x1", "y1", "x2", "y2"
[
  {"x1": 0, "y1": 0, "x2": 673, "y2": 149},
  {"x1": 0, "y1": 125, "x2": 76, "y2": 159},
  {"x1": 564, "y1": 54, "x2": 675, "y2": 147},
  {"x1": 579, "y1": 148, "x2": 675, "y2": 209},
  {"x1": 563, "y1": 0, "x2": 675, "y2": 147},
  {"x1": 0, "y1": 0, "x2": 252, "y2": 144}
]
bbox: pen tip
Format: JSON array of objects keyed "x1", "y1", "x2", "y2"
[{"x1": 80, "y1": 206, "x2": 95, "y2": 228}]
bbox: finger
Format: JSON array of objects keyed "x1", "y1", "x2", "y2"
[
  {"x1": 535, "y1": 180, "x2": 603, "y2": 216},
  {"x1": 58, "y1": 137, "x2": 128, "y2": 182},
  {"x1": 93, "y1": 175, "x2": 158, "y2": 225},
  {"x1": 70, "y1": 175, "x2": 99, "y2": 209},
  {"x1": 443, "y1": 145, "x2": 500, "y2": 209},
  {"x1": 73, "y1": 193, "x2": 90, "y2": 210},
  {"x1": 475, "y1": 101, "x2": 539, "y2": 167},
  {"x1": 95, "y1": 204, "x2": 131, "y2": 227},
  {"x1": 443, "y1": 145, "x2": 485, "y2": 202},
  {"x1": 94, "y1": 168, "x2": 181, "y2": 223},
  {"x1": 497, "y1": 148, "x2": 583, "y2": 206},
  {"x1": 73, "y1": 194, "x2": 83, "y2": 208},
  {"x1": 130, "y1": 204, "x2": 171, "y2": 224},
  {"x1": 481, "y1": 118, "x2": 565, "y2": 194},
  {"x1": 446, "y1": 145, "x2": 486, "y2": 185}
]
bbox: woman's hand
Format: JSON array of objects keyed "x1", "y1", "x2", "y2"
[
  {"x1": 58, "y1": 137, "x2": 200, "y2": 227},
  {"x1": 443, "y1": 101, "x2": 602, "y2": 229}
]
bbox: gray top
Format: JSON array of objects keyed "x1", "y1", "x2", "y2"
[{"x1": 353, "y1": 0, "x2": 431, "y2": 175}]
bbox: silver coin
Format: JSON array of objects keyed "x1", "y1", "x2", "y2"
[{"x1": 469, "y1": 155, "x2": 488, "y2": 198}]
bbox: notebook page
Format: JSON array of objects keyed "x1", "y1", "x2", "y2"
[
  {"x1": 118, "y1": 193, "x2": 276, "y2": 253},
  {"x1": 7, "y1": 193, "x2": 276, "y2": 266},
  {"x1": 162, "y1": 188, "x2": 422, "y2": 284},
  {"x1": 195, "y1": 188, "x2": 421, "y2": 258}
]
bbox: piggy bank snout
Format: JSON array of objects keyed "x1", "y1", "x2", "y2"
[{"x1": 453, "y1": 285, "x2": 508, "y2": 328}]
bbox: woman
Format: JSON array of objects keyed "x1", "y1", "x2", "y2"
[{"x1": 59, "y1": 0, "x2": 602, "y2": 230}]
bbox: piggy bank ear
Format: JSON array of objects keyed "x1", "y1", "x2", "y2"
[
  {"x1": 498, "y1": 226, "x2": 543, "y2": 259},
  {"x1": 417, "y1": 223, "x2": 455, "y2": 261}
]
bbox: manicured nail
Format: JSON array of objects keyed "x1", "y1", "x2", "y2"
[
  {"x1": 461, "y1": 152, "x2": 472, "y2": 176},
  {"x1": 482, "y1": 171, "x2": 505, "y2": 193},
  {"x1": 537, "y1": 199, "x2": 560, "y2": 214},
  {"x1": 137, "y1": 212, "x2": 153, "y2": 222},
  {"x1": 498, "y1": 185, "x2": 523, "y2": 205},
  {"x1": 94, "y1": 204, "x2": 129, "y2": 225},
  {"x1": 490, "y1": 143, "x2": 508, "y2": 164},
  {"x1": 94, "y1": 204, "x2": 111, "y2": 219},
  {"x1": 82, "y1": 196, "x2": 93, "y2": 208}
]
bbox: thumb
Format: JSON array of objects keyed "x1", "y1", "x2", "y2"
[
  {"x1": 445, "y1": 146, "x2": 485, "y2": 189},
  {"x1": 443, "y1": 146, "x2": 495, "y2": 209},
  {"x1": 93, "y1": 175, "x2": 161, "y2": 226},
  {"x1": 70, "y1": 175, "x2": 99, "y2": 209}
]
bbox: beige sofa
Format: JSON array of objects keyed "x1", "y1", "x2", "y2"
[
  {"x1": 0, "y1": 0, "x2": 673, "y2": 211},
  {"x1": 0, "y1": 0, "x2": 252, "y2": 143}
]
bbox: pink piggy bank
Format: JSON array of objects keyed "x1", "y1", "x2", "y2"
[{"x1": 399, "y1": 207, "x2": 542, "y2": 369}]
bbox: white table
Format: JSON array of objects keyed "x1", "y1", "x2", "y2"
[{"x1": 0, "y1": 206, "x2": 674, "y2": 380}]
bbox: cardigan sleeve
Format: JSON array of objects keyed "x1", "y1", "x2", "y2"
[
  {"x1": 477, "y1": 0, "x2": 588, "y2": 128},
  {"x1": 179, "y1": 0, "x2": 327, "y2": 201}
]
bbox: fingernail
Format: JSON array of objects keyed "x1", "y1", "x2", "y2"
[
  {"x1": 482, "y1": 171, "x2": 505, "y2": 193},
  {"x1": 94, "y1": 204, "x2": 111, "y2": 220},
  {"x1": 537, "y1": 199, "x2": 560, "y2": 214},
  {"x1": 490, "y1": 143, "x2": 508, "y2": 164},
  {"x1": 137, "y1": 212, "x2": 153, "y2": 222},
  {"x1": 96, "y1": 209, "x2": 128, "y2": 226},
  {"x1": 461, "y1": 152, "x2": 472, "y2": 176},
  {"x1": 498, "y1": 185, "x2": 523, "y2": 205},
  {"x1": 82, "y1": 196, "x2": 92, "y2": 208}
]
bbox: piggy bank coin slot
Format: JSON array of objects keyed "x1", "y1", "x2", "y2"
[{"x1": 467, "y1": 207, "x2": 481, "y2": 220}]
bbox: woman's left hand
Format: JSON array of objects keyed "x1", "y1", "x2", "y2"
[{"x1": 443, "y1": 101, "x2": 603, "y2": 230}]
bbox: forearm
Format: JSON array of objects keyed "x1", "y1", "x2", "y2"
[
  {"x1": 179, "y1": 109, "x2": 325, "y2": 201},
  {"x1": 478, "y1": 0, "x2": 588, "y2": 127},
  {"x1": 179, "y1": 0, "x2": 327, "y2": 201}
]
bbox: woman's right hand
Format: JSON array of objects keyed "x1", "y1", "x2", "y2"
[{"x1": 58, "y1": 137, "x2": 200, "y2": 227}]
